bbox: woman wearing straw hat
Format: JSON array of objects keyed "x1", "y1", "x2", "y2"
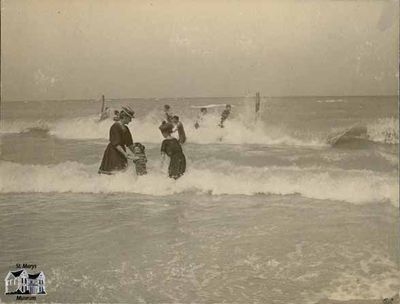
[{"x1": 98, "y1": 106, "x2": 136, "y2": 174}]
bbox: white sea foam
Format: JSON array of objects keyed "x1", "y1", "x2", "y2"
[
  {"x1": 0, "y1": 119, "x2": 51, "y2": 135},
  {"x1": 2, "y1": 114, "x2": 398, "y2": 146},
  {"x1": 319, "y1": 254, "x2": 399, "y2": 301},
  {"x1": 1, "y1": 115, "x2": 326, "y2": 146},
  {"x1": 316, "y1": 99, "x2": 345, "y2": 103},
  {"x1": 0, "y1": 114, "x2": 327, "y2": 146},
  {"x1": 0, "y1": 160, "x2": 397, "y2": 206},
  {"x1": 367, "y1": 117, "x2": 399, "y2": 144}
]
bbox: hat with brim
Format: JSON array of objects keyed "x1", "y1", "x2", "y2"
[{"x1": 121, "y1": 106, "x2": 135, "y2": 118}]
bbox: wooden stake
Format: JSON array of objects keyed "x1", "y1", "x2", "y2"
[
  {"x1": 100, "y1": 95, "x2": 105, "y2": 113},
  {"x1": 255, "y1": 92, "x2": 261, "y2": 123},
  {"x1": 255, "y1": 92, "x2": 261, "y2": 113}
]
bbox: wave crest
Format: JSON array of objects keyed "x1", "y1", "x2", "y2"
[
  {"x1": 2, "y1": 115, "x2": 398, "y2": 146},
  {"x1": 1, "y1": 115, "x2": 326, "y2": 146},
  {"x1": 0, "y1": 161, "x2": 397, "y2": 206}
]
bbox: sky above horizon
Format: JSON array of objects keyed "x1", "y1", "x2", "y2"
[{"x1": 1, "y1": 0, "x2": 399, "y2": 101}]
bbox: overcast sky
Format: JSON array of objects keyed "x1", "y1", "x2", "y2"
[{"x1": 1, "y1": 0, "x2": 398, "y2": 101}]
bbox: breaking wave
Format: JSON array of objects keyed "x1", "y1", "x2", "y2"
[
  {"x1": 1, "y1": 115, "x2": 398, "y2": 146},
  {"x1": 0, "y1": 160, "x2": 397, "y2": 206},
  {"x1": 367, "y1": 117, "x2": 399, "y2": 145},
  {"x1": 1, "y1": 115, "x2": 326, "y2": 146},
  {"x1": 0, "y1": 120, "x2": 51, "y2": 135},
  {"x1": 328, "y1": 118, "x2": 399, "y2": 146}
]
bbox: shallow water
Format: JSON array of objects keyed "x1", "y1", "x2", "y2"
[
  {"x1": 0, "y1": 96, "x2": 398, "y2": 303},
  {"x1": 0, "y1": 194, "x2": 398, "y2": 303}
]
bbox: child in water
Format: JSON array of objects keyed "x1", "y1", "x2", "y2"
[
  {"x1": 113, "y1": 110, "x2": 121, "y2": 121},
  {"x1": 219, "y1": 104, "x2": 231, "y2": 128},
  {"x1": 159, "y1": 122, "x2": 186, "y2": 179},
  {"x1": 132, "y1": 143, "x2": 147, "y2": 175},
  {"x1": 171, "y1": 115, "x2": 186, "y2": 144}
]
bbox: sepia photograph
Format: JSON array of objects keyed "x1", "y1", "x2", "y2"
[{"x1": 0, "y1": 0, "x2": 399, "y2": 303}]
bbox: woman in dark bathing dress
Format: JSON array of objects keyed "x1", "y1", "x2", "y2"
[
  {"x1": 98, "y1": 107, "x2": 136, "y2": 174},
  {"x1": 159, "y1": 122, "x2": 186, "y2": 179}
]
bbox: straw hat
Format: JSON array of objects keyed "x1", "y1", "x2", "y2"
[{"x1": 121, "y1": 106, "x2": 135, "y2": 118}]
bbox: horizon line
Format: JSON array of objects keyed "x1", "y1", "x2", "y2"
[{"x1": 1, "y1": 94, "x2": 398, "y2": 103}]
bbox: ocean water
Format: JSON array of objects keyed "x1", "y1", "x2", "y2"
[{"x1": 0, "y1": 96, "x2": 398, "y2": 303}]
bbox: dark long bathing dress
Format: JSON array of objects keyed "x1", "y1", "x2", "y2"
[
  {"x1": 176, "y1": 122, "x2": 186, "y2": 144},
  {"x1": 161, "y1": 138, "x2": 186, "y2": 179},
  {"x1": 98, "y1": 122, "x2": 133, "y2": 174}
]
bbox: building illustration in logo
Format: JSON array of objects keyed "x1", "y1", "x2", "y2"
[{"x1": 4, "y1": 269, "x2": 46, "y2": 295}]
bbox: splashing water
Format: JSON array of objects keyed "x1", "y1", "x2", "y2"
[
  {"x1": 0, "y1": 160, "x2": 397, "y2": 206},
  {"x1": 367, "y1": 117, "x2": 399, "y2": 144}
]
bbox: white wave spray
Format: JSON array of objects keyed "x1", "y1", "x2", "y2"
[
  {"x1": 2, "y1": 113, "x2": 398, "y2": 146},
  {"x1": 0, "y1": 114, "x2": 328, "y2": 147},
  {"x1": 0, "y1": 160, "x2": 397, "y2": 206},
  {"x1": 367, "y1": 117, "x2": 399, "y2": 144}
]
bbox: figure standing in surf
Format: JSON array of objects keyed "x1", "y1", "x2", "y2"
[
  {"x1": 219, "y1": 104, "x2": 231, "y2": 128},
  {"x1": 194, "y1": 107, "x2": 207, "y2": 129},
  {"x1": 171, "y1": 115, "x2": 186, "y2": 144},
  {"x1": 98, "y1": 106, "x2": 136, "y2": 174},
  {"x1": 163, "y1": 104, "x2": 173, "y2": 123},
  {"x1": 159, "y1": 122, "x2": 186, "y2": 179}
]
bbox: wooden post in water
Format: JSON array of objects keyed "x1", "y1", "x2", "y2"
[
  {"x1": 255, "y1": 92, "x2": 261, "y2": 122},
  {"x1": 98, "y1": 95, "x2": 108, "y2": 121},
  {"x1": 100, "y1": 95, "x2": 106, "y2": 113}
]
